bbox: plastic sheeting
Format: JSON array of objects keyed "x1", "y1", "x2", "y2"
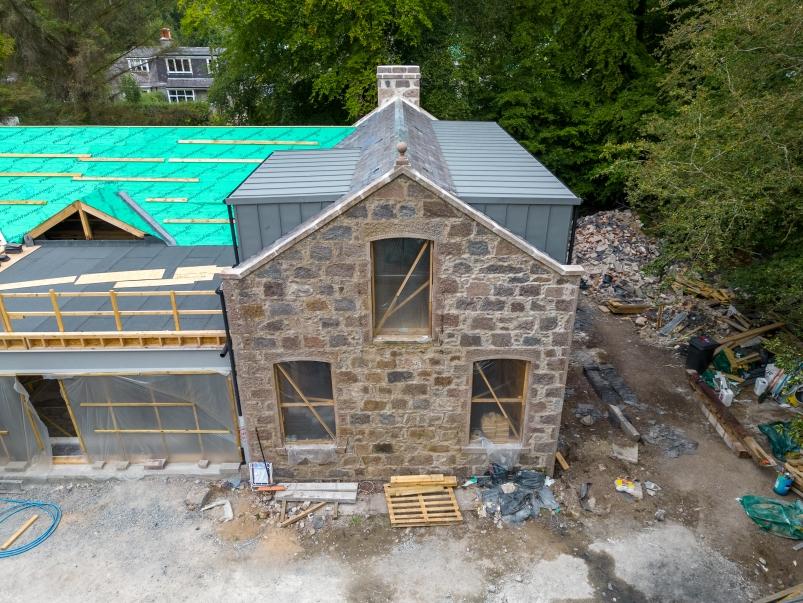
[
  {"x1": 470, "y1": 359, "x2": 527, "y2": 443},
  {"x1": 60, "y1": 374, "x2": 239, "y2": 463},
  {"x1": 276, "y1": 361, "x2": 336, "y2": 442},
  {"x1": 0, "y1": 377, "x2": 50, "y2": 464},
  {"x1": 373, "y1": 238, "x2": 431, "y2": 334}
]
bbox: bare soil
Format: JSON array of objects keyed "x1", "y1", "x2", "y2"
[{"x1": 1, "y1": 298, "x2": 800, "y2": 602}]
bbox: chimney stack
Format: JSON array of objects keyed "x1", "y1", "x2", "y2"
[
  {"x1": 160, "y1": 28, "x2": 172, "y2": 46},
  {"x1": 377, "y1": 65, "x2": 420, "y2": 107}
]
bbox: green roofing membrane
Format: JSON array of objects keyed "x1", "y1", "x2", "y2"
[{"x1": 0, "y1": 126, "x2": 354, "y2": 245}]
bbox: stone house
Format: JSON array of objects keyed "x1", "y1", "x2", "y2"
[{"x1": 220, "y1": 66, "x2": 584, "y2": 479}]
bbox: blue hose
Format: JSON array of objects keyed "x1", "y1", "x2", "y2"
[{"x1": 0, "y1": 497, "x2": 61, "y2": 558}]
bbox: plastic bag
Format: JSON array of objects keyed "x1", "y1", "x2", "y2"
[
  {"x1": 739, "y1": 495, "x2": 803, "y2": 540},
  {"x1": 758, "y1": 422, "x2": 801, "y2": 461}
]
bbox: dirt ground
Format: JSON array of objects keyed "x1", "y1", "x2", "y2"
[{"x1": 1, "y1": 298, "x2": 801, "y2": 602}]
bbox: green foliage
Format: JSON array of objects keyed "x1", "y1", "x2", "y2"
[
  {"x1": 764, "y1": 333, "x2": 803, "y2": 387},
  {"x1": 0, "y1": 0, "x2": 177, "y2": 113},
  {"x1": 614, "y1": 0, "x2": 803, "y2": 333},
  {"x1": 119, "y1": 75, "x2": 142, "y2": 104}
]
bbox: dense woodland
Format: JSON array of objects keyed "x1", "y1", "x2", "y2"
[{"x1": 0, "y1": 0, "x2": 800, "y2": 333}]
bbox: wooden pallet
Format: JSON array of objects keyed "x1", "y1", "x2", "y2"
[{"x1": 384, "y1": 481, "x2": 462, "y2": 527}]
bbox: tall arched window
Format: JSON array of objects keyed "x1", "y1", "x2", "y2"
[
  {"x1": 274, "y1": 361, "x2": 335, "y2": 442},
  {"x1": 469, "y1": 359, "x2": 529, "y2": 443},
  {"x1": 371, "y1": 238, "x2": 432, "y2": 338}
]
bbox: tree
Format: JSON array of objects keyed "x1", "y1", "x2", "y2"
[
  {"x1": 0, "y1": 0, "x2": 178, "y2": 114},
  {"x1": 616, "y1": 0, "x2": 803, "y2": 331},
  {"x1": 119, "y1": 74, "x2": 141, "y2": 103},
  {"x1": 181, "y1": 0, "x2": 450, "y2": 123}
]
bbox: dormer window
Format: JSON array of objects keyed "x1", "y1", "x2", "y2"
[
  {"x1": 166, "y1": 58, "x2": 192, "y2": 75},
  {"x1": 127, "y1": 58, "x2": 149, "y2": 73},
  {"x1": 371, "y1": 238, "x2": 432, "y2": 339}
]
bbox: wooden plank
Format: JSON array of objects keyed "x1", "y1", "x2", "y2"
[
  {"x1": 0, "y1": 172, "x2": 81, "y2": 177},
  {"x1": 73, "y1": 176, "x2": 199, "y2": 183},
  {"x1": 0, "y1": 200, "x2": 47, "y2": 205},
  {"x1": 25, "y1": 202, "x2": 80, "y2": 240},
  {"x1": 275, "y1": 490, "x2": 357, "y2": 503},
  {"x1": 606, "y1": 300, "x2": 651, "y2": 315},
  {"x1": 280, "y1": 502, "x2": 327, "y2": 527},
  {"x1": 76, "y1": 270, "x2": 165, "y2": 285},
  {"x1": 145, "y1": 197, "x2": 188, "y2": 203},
  {"x1": 384, "y1": 482, "x2": 462, "y2": 527},
  {"x1": 113, "y1": 278, "x2": 196, "y2": 289},
  {"x1": 77, "y1": 205, "x2": 93, "y2": 240},
  {"x1": 555, "y1": 451, "x2": 570, "y2": 471},
  {"x1": 0, "y1": 276, "x2": 77, "y2": 292},
  {"x1": 390, "y1": 474, "x2": 457, "y2": 486},
  {"x1": 94, "y1": 428, "x2": 229, "y2": 434},
  {"x1": 177, "y1": 139, "x2": 319, "y2": 146},
  {"x1": 76, "y1": 202, "x2": 147, "y2": 239},
  {"x1": 0, "y1": 153, "x2": 90, "y2": 158},
  {"x1": 0, "y1": 514, "x2": 38, "y2": 550},
  {"x1": 715, "y1": 322, "x2": 785, "y2": 351},
  {"x1": 754, "y1": 583, "x2": 803, "y2": 603},
  {"x1": 386, "y1": 485, "x2": 449, "y2": 497},
  {"x1": 78, "y1": 157, "x2": 164, "y2": 163}
]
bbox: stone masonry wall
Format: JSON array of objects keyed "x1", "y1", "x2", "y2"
[{"x1": 223, "y1": 174, "x2": 580, "y2": 480}]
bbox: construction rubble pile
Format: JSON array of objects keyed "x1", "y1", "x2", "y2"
[{"x1": 573, "y1": 209, "x2": 765, "y2": 346}]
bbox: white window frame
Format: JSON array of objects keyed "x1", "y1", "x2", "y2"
[
  {"x1": 167, "y1": 89, "x2": 196, "y2": 103},
  {"x1": 165, "y1": 57, "x2": 193, "y2": 75},
  {"x1": 127, "y1": 58, "x2": 150, "y2": 73}
]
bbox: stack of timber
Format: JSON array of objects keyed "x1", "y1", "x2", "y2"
[
  {"x1": 784, "y1": 458, "x2": 803, "y2": 497},
  {"x1": 384, "y1": 474, "x2": 462, "y2": 527}
]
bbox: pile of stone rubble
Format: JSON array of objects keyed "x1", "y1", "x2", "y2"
[{"x1": 573, "y1": 210, "x2": 756, "y2": 346}]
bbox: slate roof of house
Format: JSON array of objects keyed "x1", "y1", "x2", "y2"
[
  {"x1": 0, "y1": 242, "x2": 233, "y2": 332},
  {"x1": 227, "y1": 98, "x2": 578, "y2": 207},
  {"x1": 125, "y1": 46, "x2": 221, "y2": 58}
]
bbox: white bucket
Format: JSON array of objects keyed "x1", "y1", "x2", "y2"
[{"x1": 754, "y1": 377, "x2": 769, "y2": 396}]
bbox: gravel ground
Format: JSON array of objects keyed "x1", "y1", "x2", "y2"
[{"x1": 0, "y1": 300, "x2": 800, "y2": 602}]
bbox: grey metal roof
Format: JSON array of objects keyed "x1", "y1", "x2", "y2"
[
  {"x1": 0, "y1": 242, "x2": 234, "y2": 333},
  {"x1": 227, "y1": 149, "x2": 361, "y2": 205},
  {"x1": 431, "y1": 121, "x2": 580, "y2": 205}
]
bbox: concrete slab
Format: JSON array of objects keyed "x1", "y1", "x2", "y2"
[{"x1": 0, "y1": 460, "x2": 242, "y2": 483}]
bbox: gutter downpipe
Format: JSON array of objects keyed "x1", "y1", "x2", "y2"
[
  {"x1": 566, "y1": 204, "x2": 579, "y2": 264},
  {"x1": 216, "y1": 285, "x2": 249, "y2": 463},
  {"x1": 227, "y1": 204, "x2": 240, "y2": 266}
]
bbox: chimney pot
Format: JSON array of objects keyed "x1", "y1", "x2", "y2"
[
  {"x1": 160, "y1": 27, "x2": 172, "y2": 43},
  {"x1": 376, "y1": 65, "x2": 421, "y2": 107}
]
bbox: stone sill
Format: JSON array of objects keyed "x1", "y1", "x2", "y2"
[
  {"x1": 278, "y1": 443, "x2": 345, "y2": 454},
  {"x1": 373, "y1": 334, "x2": 432, "y2": 344},
  {"x1": 461, "y1": 443, "x2": 525, "y2": 454}
]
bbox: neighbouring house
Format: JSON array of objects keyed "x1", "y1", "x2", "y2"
[
  {"x1": 109, "y1": 28, "x2": 221, "y2": 103},
  {"x1": 219, "y1": 66, "x2": 583, "y2": 479},
  {"x1": 0, "y1": 65, "x2": 582, "y2": 479}
]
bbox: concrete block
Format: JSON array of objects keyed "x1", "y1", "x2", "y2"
[
  {"x1": 219, "y1": 462, "x2": 241, "y2": 473},
  {"x1": 3, "y1": 461, "x2": 29, "y2": 472},
  {"x1": 144, "y1": 458, "x2": 167, "y2": 471},
  {"x1": 115, "y1": 461, "x2": 130, "y2": 471},
  {"x1": 197, "y1": 459, "x2": 210, "y2": 469},
  {"x1": 91, "y1": 461, "x2": 106, "y2": 470}
]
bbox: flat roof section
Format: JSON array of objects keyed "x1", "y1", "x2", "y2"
[
  {"x1": 0, "y1": 242, "x2": 234, "y2": 333},
  {"x1": 0, "y1": 125, "x2": 354, "y2": 246}
]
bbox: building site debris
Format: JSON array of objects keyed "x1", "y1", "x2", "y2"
[
  {"x1": 610, "y1": 442, "x2": 639, "y2": 464},
  {"x1": 280, "y1": 501, "x2": 327, "y2": 528},
  {"x1": 0, "y1": 497, "x2": 61, "y2": 558},
  {"x1": 738, "y1": 495, "x2": 803, "y2": 540},
  {"x1": 475, "y1": 465, "x2": 558, "y2": 524},
  {"x1": 384, "y1": 474, "x2": 462, "y2": 527},
  {"x1": 642, "y1": 424, "x2": 698, "y2": 458},
  {"x1": 201, "y1": 499, "x2": 234, "y2": 522},
  {"x1": 555, "y1": 451, "x2": 570, "y2": 471},
  {"x1": 0, "y1": 480, "x2": 22, "y2": 494},
  {"x1": 605, "y1": 300, "x2": 651, "y2": 315},
  {"x1": 614, "y1": 477, "x2": 643, "y2": 500},
  {"x1": 644, "y1": 481, "x2": 661, "y2": 496},
  {"x1": 143, "y1": 458, "x2": 166, "y2": 471},
  {"x1": 607, "y1": 404, "x2": 641, "y2": 442},
  {"x1": 755, "y1": 583, "x2": 803, "y2": 603}
]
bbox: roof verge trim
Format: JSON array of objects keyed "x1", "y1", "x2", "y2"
[{"x1": 220, "y1": 167, "x2": 584, "y2": 280}]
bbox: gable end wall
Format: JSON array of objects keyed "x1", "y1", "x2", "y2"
[{"x1": 223, "y1": 174, "x2": 580, "y2": 479}]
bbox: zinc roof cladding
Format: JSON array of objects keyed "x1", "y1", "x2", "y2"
[
  {"x1": 227, "y1": 149, "x2": 362, "y2": 204},
  {"x1": 0, "y1": 242, "x2": 234, "y2": 332},
  {"x1": 0, "y1": 125, "x2": 353, "y2": 245},
  {"x1": 431, "y1": 121, "x2": 580, "y2": 204}
]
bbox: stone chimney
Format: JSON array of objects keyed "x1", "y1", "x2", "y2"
[
  {"x1": 377, "y1": 65, "x2": 420, "y2": 107},
  {"x1": 159, "y1": 28, "x2": 172, "y2": 46}
]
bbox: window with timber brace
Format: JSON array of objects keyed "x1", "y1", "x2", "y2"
[
  {"x1": 274, "y1": 361, "x2": 336, "y2": 442},
  {"x1": 470, "y1": 359, "x2": 529, "y2": 443},
  {"x1": 372, "y1": 238, "x2": 432, "y2": 337}
]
